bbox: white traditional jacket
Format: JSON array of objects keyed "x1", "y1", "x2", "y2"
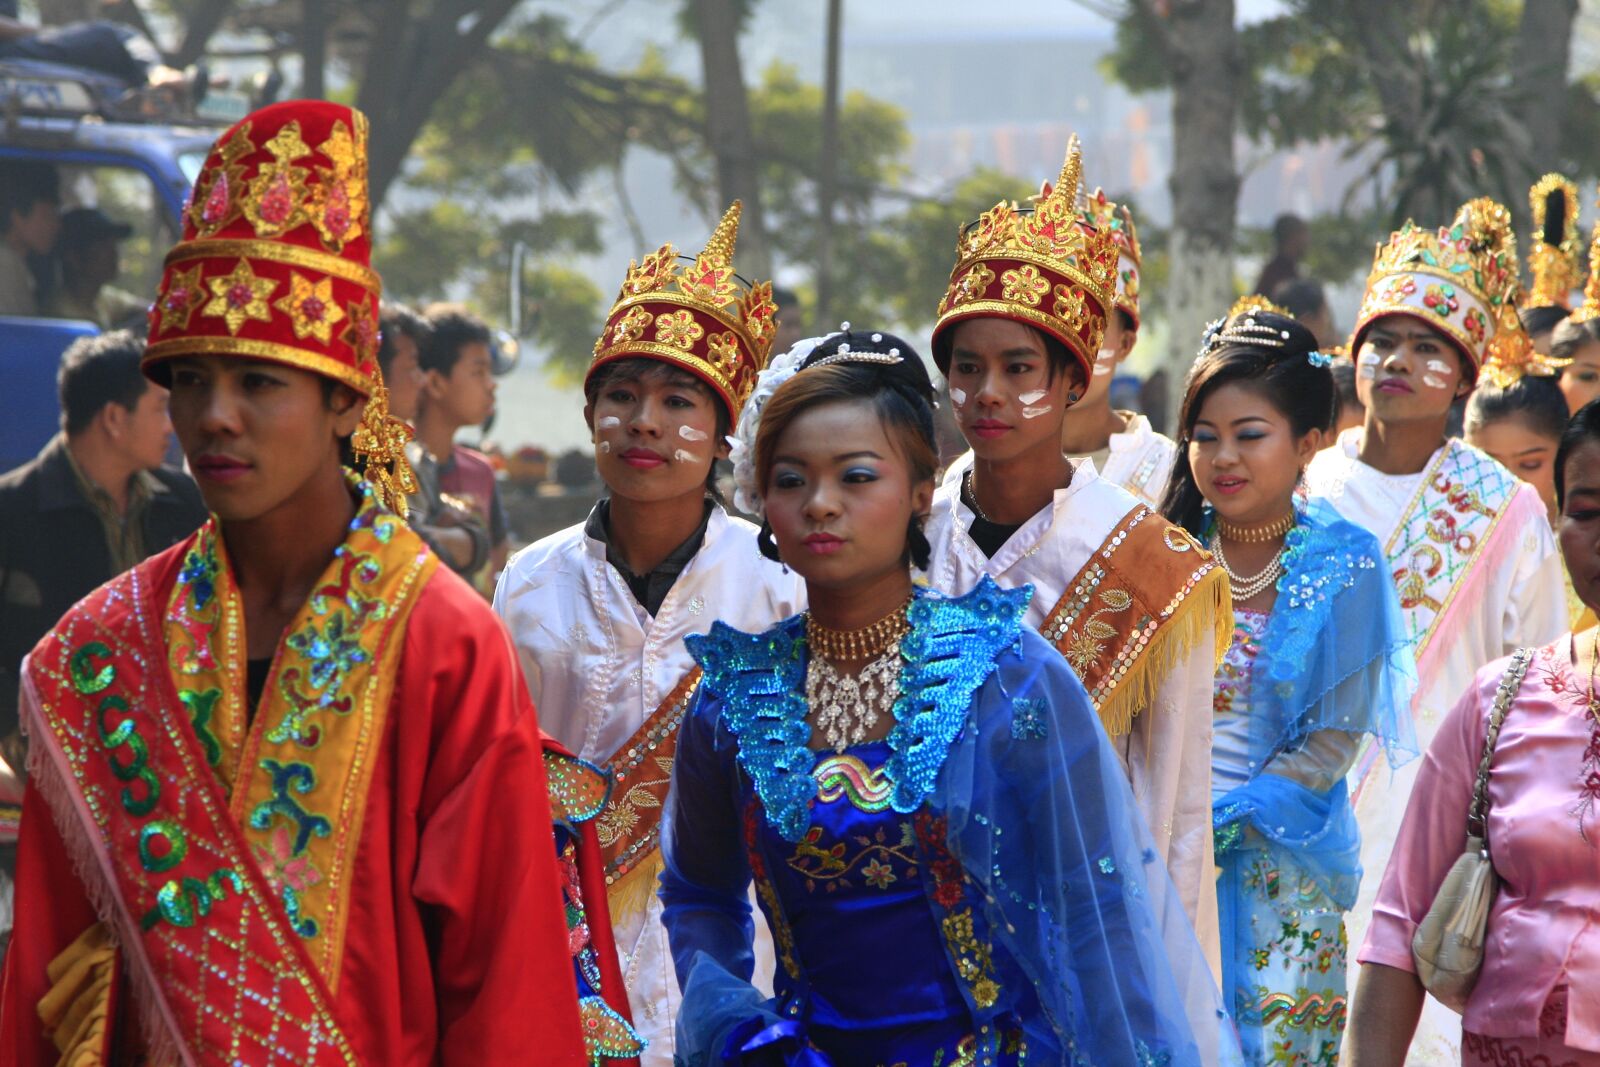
[
  {"x1": 1307, "y1": 430, "x2": 1567, "y2": 1064},
  {"x1": 495, "y1": 505, "x2": 803, "y2": 1067},
  {"x1": 923, "y1": 454, "x2": 1224, "y2": 980},
  {"x1": 1072, "y1": 411, "x2": 1179, "y2": 506}
]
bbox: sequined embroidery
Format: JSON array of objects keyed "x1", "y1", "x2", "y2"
[
  {"x1": 814, "y1": 753, "x2": 895, "y2": 812},
  {"x1": 743, "y1": 799, "x2": 801, "y2": 980},
  {"x1": 165, "y1": 476, "x2": 436, "y2": 991},
  {"x1": 785, "y1": 816, "x2": 918, "y2": 893},
  {"x1": 688, "y1": 577, "x2": 1030, "y2": 842},
  {"x1": 914, "y1": 811, "x2": 1001, "y2": 1009}
]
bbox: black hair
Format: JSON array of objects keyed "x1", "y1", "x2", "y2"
[
  {"x1": 1115, "y1": 308, "x2": 1136, "y2": 335},
  {"x1": 1270, "y1": 277, "x2": 1327, "y2": 319},
  {"x1": 57, "y1": 330, "x2": 149, "y2": 435},
  {"x1": 1159, "y1": 312, "x2": 1332, "y2": 536},
  {"x1": 1556, "y1": 398, "x2": 1600, "y2": 510},
  {"x1": 1464, "y1": 373, "x2": 1569, "y2": 442},
  {"x1": 1550, "y1": 316, "x2": 1600, "y2": 363},
  {"x1": 377, "y1": 303, "x2": 432, "y2": 379},
  {"x1": 419, "y1": 303, "x2": 493, "y2": 376},
  {"x1": 0, "y1": 161, "x2": 60, "y2": 232},
  {"x1": 754, "y1": 330, "x2": 938, "y2": 570},
  {"x1": 585, "y1": 356, "x2": 731, "y2": 500},
  {"x1": 1328, "y1": 358, "x2": 1360, "y2": 428},
  {"x1": 1519, "y1": 305, "x2": 1571, "y2": 341},
  {"x1": 1272, "y1": 214, "x2": 1307, "y2": 246}
]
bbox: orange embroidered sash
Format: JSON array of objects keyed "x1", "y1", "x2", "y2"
[
  {"x1": 22, "y1": 486, "x2": 434, "y2": 1065},
  {"x1": 1039, "y1": 505, "x2": 1231, "y2": 736},
  {"x1": 594, "y1": 667, "x2": 702, "y2": 921}
]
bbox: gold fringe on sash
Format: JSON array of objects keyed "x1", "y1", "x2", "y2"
[
  {"x1": 1094, "y1": 567, "x2": 1231, "y2": 738},
  {"x1": 605, "y1": 852, "x2": 666, "y2": 927}
]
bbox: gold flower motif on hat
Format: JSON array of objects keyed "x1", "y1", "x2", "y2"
[
  {"x1": 1052, "y1": 284, "x2": 1087, "y2": 329},
  {"x1": 157, "y1": 264, "x2": 207, "y2": 334},
  {"x1": 625, "y1": 245, "x2": 677, "y2": 296},
  {"x1": 190, "y1": 123, "x2": 255, "y2": 237},
  {"x1": 341, "y1": 295, "x2": 379, "y2": 367},
  {"x1": 655, "y1": 309, "x2": 705, "y2": 350},
  {"x1": 244, "y1": 122, "x2": 314, "y2": 238},
  {"x1": 203, "y1": 259, "x2": 277, "y2": 336},
  {"x1": 275, "y1": 272, "x2": 347, "y2": 344},
  {"x1": 951, "y1": 263, "x2": 995, "y2": 307},
  {"x1": 612, "y1": 305, "x2": 655, "y2": 346},
  {"x1": 1121, "y1": 267, "x2": 1140, "y2": 301},
  {"x1": 679, "y1": 256, "x2": 739, "y2": 308},
  {"x1": 706, "y1": 331, "x2": 742, "y2": 373},
  {"x1": 742, "y1": 281, "x2": 777, "y2": 358},
  {"x1": 310, "y1": 119, "x2": 368, "y2": 253},
  {"x1": 964, "y1": 203, "x2": 1014, "y2": 256},
  {"x1": 1001, "y1": 265, "x2": 1050, "y2": 308}
]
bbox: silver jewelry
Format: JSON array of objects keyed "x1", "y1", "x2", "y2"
[
  {"x1": 807, "y1": 642, "x2": 902, "y2": 753},
  {"x1": 964, "y1": 468, "x2": 993, "y2": 523}
]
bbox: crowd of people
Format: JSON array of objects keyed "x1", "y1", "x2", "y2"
[{"x1": 0, "y1": 96, "x2": 1597, "y2": 1067}]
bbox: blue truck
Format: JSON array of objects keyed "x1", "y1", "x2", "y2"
[{"x1": 0, "y1": 57, "x2": 244, "y2": 469}]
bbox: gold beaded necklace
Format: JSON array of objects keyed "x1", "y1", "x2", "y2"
[
  {"x1": 807, "y1": 597, "x2": 913, "y2": 662},
  {"x1": 1216, "y1": 511, "x2": 1297, "y2": 543}
]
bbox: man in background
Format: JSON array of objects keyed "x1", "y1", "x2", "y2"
[
  {"x1": 1272, "y1": 276, "x2": 1337, "y2": 350},
  {"x1": 0, "y1": 162, "x2": 59, "y2": 315},
  {"x1": 1254, "y1": 212, "x2": 1309, "y2": 297},
  {"x1": 45, "y1": 207, "x2": 144, "y2": 329}
]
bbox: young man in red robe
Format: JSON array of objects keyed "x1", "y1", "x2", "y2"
[{"x1": 0, "y1": 100, "x2": 604, "y2": 1066}]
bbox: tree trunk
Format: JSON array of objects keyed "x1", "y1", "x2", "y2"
[
  {"x1": 1159, "y1": 0, "x2": 1239, "y2": 433},
  {"x1": 172, "y1": 0, "x2": 236, "y2": 67},
  {"x1": 693, "y1": 0, "x2": 773, "y2": 279},
  {"x1": 1510, "y1": 0, "x2": 1578, "y2": 236},
  {"x1": 301, "y1": 0, "x2": 327, "y2": 99},
  {"x1": 813, "y1": 0, "x2": 843, "y2": 324}
]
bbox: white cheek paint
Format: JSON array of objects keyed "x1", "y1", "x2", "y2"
[
  {"x1": 597, "y1": 415, "x2": 622, "y2": 430},
  {"x1": 598, "y1": 441, "x2": 611, "y2": 454},
  {"x1": 1421, "y1": 359, "x2": 1452, "y2": 391},
  {"x1": 673, "y1": 449, "x2": 695, "y2": 464},
  {"x1": 1021, "y1": 404, "x2": 1053, "y2": 419},
  {"x1": 1357, "y1": 350, "x2": 1380, "y2": 381},
  {"x1": 1093, "y1": 348, "x2": 1115, "y2": 376},
  {"x1": 949, "y1": 387, "x2": 967, "y2": 407},
  {"x1": 678, "y1": 425, "x2": 709, "y2": 442},
  {"x1": 1018, "y1": 390, "x2": 1048, "y2": 405}
]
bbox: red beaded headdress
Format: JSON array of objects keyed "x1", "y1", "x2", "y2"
[{"x1": 143, "y1": 99, "x2": 415, "y2": 513}]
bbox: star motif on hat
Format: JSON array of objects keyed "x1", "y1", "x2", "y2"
[
  {"x1": 275, "y1": 271, "x2": 347, "y2": 343},
  {"x1": 203, "y1": 259, "x2": 277, "y2": 336},
  {"x1": 340, "y1": 295, "x2": 379, "y2": 367},
  {"x1": 157, "y1": 264, "x2": 207, "y2": 334}
]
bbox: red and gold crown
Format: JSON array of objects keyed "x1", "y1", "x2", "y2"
[
  {"x1": 588, "y1": 201, "x2": 776, "y2": 424},
  {"x1": 1353, "y1": 197, "x2": 1526, "y2": 376},
  {"x1": 1079, "y1": 188, "x2": 1142, "y2": 327},
  {"x1": 1573, "y1": 183, "x2": 1600, "y2": 325},
  {"x1": 1525, "y1": 173, "x2": 1583, "y2": 310},
  {"x1": 143, "y1": 100, "x2": 414, "y2": 512},
  {"x1": 932, "y1": 135, "x2": 1119, "y2": 377}
]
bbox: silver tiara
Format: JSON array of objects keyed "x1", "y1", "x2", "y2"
[{"x1": 809, "y1": 342, "x2": 904, "y2": 369}]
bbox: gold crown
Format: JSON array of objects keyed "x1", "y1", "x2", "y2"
[
  {"x1": 1526, "y1": 173, "x2": 1583, "y2": 310},
  {"x1": 932, "y1": 135, "x2": 1119, "y2": 374},
  {"x1": 589, "y1": 201, "x2": 777, "y2": 422},
  {"x1": 1081, "y1": 189, "x2": 1141, "y2": 324},
  {"x1": 1574, "y1": 182, "x2": 1600, "y2": 324},
  {"x1": 1354, "y1": 197, "x2": 1526, "y2": 372},
  {"x1": 1229, "y1": 294, "x2": 1289, "y2": 318}
]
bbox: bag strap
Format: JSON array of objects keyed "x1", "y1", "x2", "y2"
[{"x1": 1467, "y1": 647, "x2": 1535, "y2": 840}]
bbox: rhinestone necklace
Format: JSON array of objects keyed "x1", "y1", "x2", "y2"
[
  {"x1": 1209, "y1": 533, "x2": 1286, "y2": 601},
  {"x1": 964, "y1": 468, "x2": 993, "y2": 523},
  {"x1": 807, "y1": 641, "x2": 903, "y2": 753}
]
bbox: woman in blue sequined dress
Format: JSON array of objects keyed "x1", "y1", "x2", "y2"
[
  {"x1": 1158, "y1": 308, "x2": 1418, "y2": 1064},
  {"x1": 660, "y1": 330, "x2": 1238, "y2": 1067}
]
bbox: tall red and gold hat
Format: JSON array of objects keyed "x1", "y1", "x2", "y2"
[
  {"x1": 1573, "y1": 182, "x2": 1600, "y2": 325},
  {"x1": 143, "y1": 99, "x2": 414, "y2": 512},
  {"x1": 931, "y1": 135, "x2": 1119, "y2": 378},
  {"x1": 1079, "y1": 188, "x2": 1142, "y2": 328},
  {"x1": 1352, "y1": 197, "x2": 1527, "y2": 379},
  {"x1": 588, "y1": 201, "x2": 777, "y2": 425}
]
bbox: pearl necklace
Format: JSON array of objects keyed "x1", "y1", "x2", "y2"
[
  {"x1": 807, "y1": 641, "x2": 903, "y2": 753},
  {"x1": 1209, "y1": 532, "x2": 1287, "y2": 601}
]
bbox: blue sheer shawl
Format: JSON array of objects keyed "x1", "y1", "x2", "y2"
[{"x1": 661, "y1": 578, "x2": 1240, "y2": 1067}]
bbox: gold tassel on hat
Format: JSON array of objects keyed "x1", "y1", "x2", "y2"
[{"x1": 350, "y1": 378, "x2": 419, "y2": 518}]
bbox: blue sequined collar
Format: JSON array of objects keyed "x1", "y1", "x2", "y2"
[{"x1": 686, "y1": 577, "x2": 1031, "y2": 842}]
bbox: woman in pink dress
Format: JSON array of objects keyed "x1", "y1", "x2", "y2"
[{"x1": 1348, "y1": 397, "x2": 1600, "y2": 1065}]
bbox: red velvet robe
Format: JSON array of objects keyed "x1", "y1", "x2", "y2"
[{"x1": 0, "y1": 539, "x2": 589, "y2": 1065}]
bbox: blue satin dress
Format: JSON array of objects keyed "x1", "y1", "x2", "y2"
[{"x1": 660, "y1": 578, "x2": 1238, "y2": 1067}]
